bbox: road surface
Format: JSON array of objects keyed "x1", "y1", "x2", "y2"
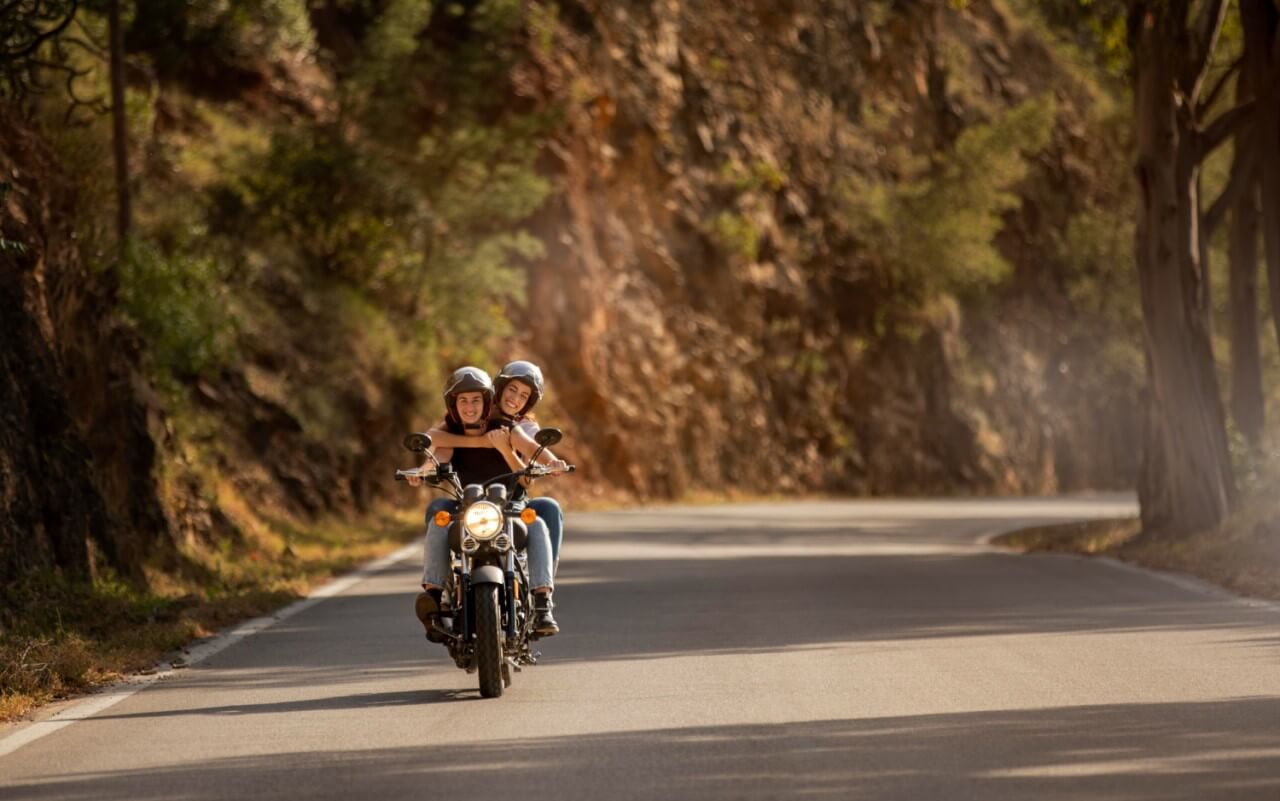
[{"x1": 3, "y1": 496, "x2": 1279, "y2": 800}]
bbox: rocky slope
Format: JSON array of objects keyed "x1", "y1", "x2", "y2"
[
  {"x1": 0, "y1": 0, "x2": 1141, "y2": 587},
  {"x1": 521, "y1": 0, "x2": 1140, "y2": 497}
]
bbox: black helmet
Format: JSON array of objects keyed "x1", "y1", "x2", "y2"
[
  {"x1": 443, "y1": 366, "x2": 495, "y2": 425},
  {"x1": 494, "y1": 360, "x2": 544, "y2": 417}
]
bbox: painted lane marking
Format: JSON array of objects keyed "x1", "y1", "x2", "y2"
[{"x1": 0, "y1": 542, "x2": 419, "y2": 759}]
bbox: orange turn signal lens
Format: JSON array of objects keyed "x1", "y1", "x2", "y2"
[
  {"x1": 434, "y1": 510, "x2": 452, "y2": 527},
  {"x1": 520, "y1": 507, "x2": 538, "y2": 525}
]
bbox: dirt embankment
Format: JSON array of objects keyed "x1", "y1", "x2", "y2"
[
  {"x1": 521, "y1": 0, "x2": 1139, "y2": 499},
  {"x1": 0, "y1": 109, "x2": 167, "y2": 587}
]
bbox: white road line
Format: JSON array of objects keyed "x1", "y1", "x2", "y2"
[
  {"x1": 0, "y1": 542, "x2": 419, "y2": 760},
  {"x1": 979, "y1": 523, "x2": 1280, "y2": 614}
]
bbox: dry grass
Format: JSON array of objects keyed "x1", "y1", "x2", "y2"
[
  {"x1": 992, "y1": 508, "x2": 1280, "y2": 602},
  {"x1": 992, "y1": 517, "x2": 1143, "y2": 554},
  {"x1": 0, "y1": 507, "x2": 419, "y2": 723}
]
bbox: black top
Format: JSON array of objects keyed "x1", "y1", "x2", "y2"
[{"x1": 444, "y1": 419, "x2": 522, "y2": 496}]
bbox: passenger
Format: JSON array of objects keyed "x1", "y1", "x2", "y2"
[{"x1": 409, "y1": 366, "x2": 558, "y2": 640}]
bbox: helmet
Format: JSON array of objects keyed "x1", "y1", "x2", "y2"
[
  {"x1": 494, "y1": 360, "x2": 544, "y2": 417},
  {"x1": 443, "y1": 366, "x2": 494, "y2": 425}
]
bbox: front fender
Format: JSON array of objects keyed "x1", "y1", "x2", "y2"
[{"x1": 470, "y1": 565, "x2": 505, "y2": 585}]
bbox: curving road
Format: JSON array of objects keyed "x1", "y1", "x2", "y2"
[{"x1": 3, "y1": 496, "x2": 1280, "y2": 800}]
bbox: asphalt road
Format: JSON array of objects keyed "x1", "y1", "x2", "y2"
[{"x1": 3, "y1": 496, "x2": 1280, "y2": 800}]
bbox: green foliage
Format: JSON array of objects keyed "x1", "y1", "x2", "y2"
[
  {"x1": 710, "y1": 210, "x2": 761, "y2": 263},
  {"x1": 349, "y1": 0, "x2": 435, "y2": 94},
  {"x1": 1022, "y1": 0, "x2": 1130, "y2": 76},
  {"x1": 843, "y1": 94, "x2": 1058, "y2": 303},
  {"x1": 127, "y1": 0, "x2": 315, "y2": 77},
  {"x1": 221, "y1": 127, "x2": 414, "y2": 283},
  {"x1": 117, "y1": 242, "x2": 236, "y2": 379},
  {"x1": 720, "y1": 158, "x2": 787, "y2": 193}
]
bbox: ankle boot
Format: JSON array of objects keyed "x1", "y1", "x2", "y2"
[
  {"x1": 533, "y1": 591, "x2": 559, "y2": 637},
  {"x1": 415, "y1": 590, "x2": 446, "y2": 643}
]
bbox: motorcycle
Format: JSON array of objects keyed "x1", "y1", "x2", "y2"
[{"x1": 396, "y1": 428, "x2": 573, "y2": 698}]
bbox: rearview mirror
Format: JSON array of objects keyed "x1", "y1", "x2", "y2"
[
  {"x1": 403, "y1": 432, "x2": 433, "y2": 453},
  {"x1": 534, "y1": 428, "x2": 562, "y2": 448}
]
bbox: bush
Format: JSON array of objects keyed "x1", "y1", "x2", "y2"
[
  {"x1": 117, "y1": 242, "x2": 236, "y2": 379},
  {"x1": 842, "y1": 94, "x2": 1058, "y2": 304}
]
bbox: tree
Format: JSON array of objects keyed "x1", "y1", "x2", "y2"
[
  {"x1": 108, "y1": 0, "x2": 130, "y2": 255},
  {"x1": 1128, "y1": 0, "x2": 1247, "y2": 535},
  {"x1": 0, "y1": 0, "x2": 79, "y2": 98},
  {"x1": 1240, "y1": 0, "x2": 1280, "y2": 360}
]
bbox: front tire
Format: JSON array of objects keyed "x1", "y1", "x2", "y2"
[{"x1": 475, "y1": 584, "x2": 504, "y2": 698}]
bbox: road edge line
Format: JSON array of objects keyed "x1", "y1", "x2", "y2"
[
  {"x1": 0, "y1": 542, "x2": 420, "y2": 760},
  {"x1": 979, "y1": 530, "x2": 1280, "y2": 614}
]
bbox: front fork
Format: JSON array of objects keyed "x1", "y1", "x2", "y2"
[
  {"x1": 505, "y1": 549, "x2": 518, "y2": 640},
  {"x1": 460, "y1": 552, "x2": 475, "y2": 641},
  {"x1": 459, "y1": 550, "x2": 518, "y2": 642}
]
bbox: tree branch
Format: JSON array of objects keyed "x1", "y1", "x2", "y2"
[
  {"x1": 1198, "y1": 54, "x2": 1243, "y2": 119},
  {"x1": 1204, "y1": 146, "x2": 1258, "y2": 237},
  {"x1": 1198, "y1": 98, "x2": 1257, "y2": 159},
  {"x1": 1, "y1": 0, "x2": 80, "y2": 60},
  {"x1": 1181, "y1": 0, "x2": 1230, "y2": 101}
]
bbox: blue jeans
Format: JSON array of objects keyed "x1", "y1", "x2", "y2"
[
  {"x1": 420, "y1": 497, "x2": 554, "y2": 591},
  {"x1": 528, "y1": 497, "x2": 563, "y2": 565}
]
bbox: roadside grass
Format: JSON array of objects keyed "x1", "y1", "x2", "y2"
[
  {"x1": 0, "y1": 508, "x2": 420, "y2": 723},
  {"x1": 992, "y1": 511, "x2": 1280, "y2": 602},
  {"x1": 991, "y1": 517, "x2": 1142, "y2": 554}
]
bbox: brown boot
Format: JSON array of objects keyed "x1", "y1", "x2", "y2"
[
  {"x1": 533, "y1": 591, "x2": 559, "y2": 637},
  {"x1": 415, "y1": 591, "x2": 446, "y2": 643}
]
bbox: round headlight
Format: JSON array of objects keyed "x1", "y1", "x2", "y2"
[{"x1": 463, "y1": 501, "x2": 503, "y2": 540}]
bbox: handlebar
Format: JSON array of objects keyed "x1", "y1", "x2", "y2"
[{"x1": 395, "y1": 464, "x2": 576, "y2": 484}]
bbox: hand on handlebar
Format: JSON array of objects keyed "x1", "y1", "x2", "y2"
[
  {"x1": 527, "y1": 460, "x2": 576, "y2": 478},
  {"x1": 396, "y1": 467, "x2": 434, "y2": 487}
]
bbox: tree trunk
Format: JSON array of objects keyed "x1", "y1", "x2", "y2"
[
  {"x1": 1227, "y1": 66, "x2": 1265, "y2": 449},
  {"x1": 1241, "y1": 0, "x2": 1280, "y2": 355},
  {"x1": 108, "y1": 0, "x2": 131, "y2": 256},
  {"x1": 1131, "y1": 3, "x2": 1237, "y2": 536},
  {"x1": 1229, "y1": 179, "x2": 1265, "y2": 447}
]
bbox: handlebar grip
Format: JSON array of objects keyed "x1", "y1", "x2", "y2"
[{"x1": 395, "y1": 473, "x2": 406, "y2": 481}]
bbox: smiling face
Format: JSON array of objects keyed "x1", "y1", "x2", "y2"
[
  {"x1": 454, "y1": 391, "x2": 487, "y2": 426},
  {"x1": 499, "y1": 381, "x2": 533, "y2": 417}
]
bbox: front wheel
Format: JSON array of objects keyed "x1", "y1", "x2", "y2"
[{"x1": 474, "y1": 584, "x2": 504, "y2": 698}]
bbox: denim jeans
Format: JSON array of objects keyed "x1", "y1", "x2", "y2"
[
  {"x1": 420, "y1": 497, "x2": 554, "y2": 591},
  {"x1": 528, "y1": 497, "x2": 563, "y2": 565}
]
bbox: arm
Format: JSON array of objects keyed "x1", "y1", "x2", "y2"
[
  {"x1": 427, "y1": 426, "x2": 494, "y2": 449},
  {"x1": 486, "y1": 429, "x2": 533, "y2": 488},
  {"x1": 511, "y1": 425, "x2": 569, "y2": 472},
  {"x1": 406, "y1": 446, "x2": 451, "y2": 487}
]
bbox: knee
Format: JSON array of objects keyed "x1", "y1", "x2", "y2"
[{"x1": 531, "y1": 497, "x2": 562, "y2": 520}]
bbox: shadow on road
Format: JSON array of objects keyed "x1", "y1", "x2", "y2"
[{"x1": 6, "y1": 698, "x2": 1279, "y2": 800}]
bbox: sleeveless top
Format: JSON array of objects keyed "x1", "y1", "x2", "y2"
[{"x1": 445, "y1": 419, "x2": 522, "y2": 496}]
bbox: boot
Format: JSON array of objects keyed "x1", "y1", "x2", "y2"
[
  {"x1": 415, "y1": 590, "x2": 446, "y2": 643},
  {"x1": 533, "y1": 591, "x2": 559, "y2": 637}
]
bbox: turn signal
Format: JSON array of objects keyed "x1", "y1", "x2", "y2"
[
  {"x1": 434, "y1": 510, "x2": 452, "y2": 527},
  {"x1": 520, "y1": 507, "x2": 538, "y2": 525}
]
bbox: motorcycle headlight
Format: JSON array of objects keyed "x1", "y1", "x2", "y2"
[{"x1": 463, "y1": 501, "x2": 503, "y2": 540}]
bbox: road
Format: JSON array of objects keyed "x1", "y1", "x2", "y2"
[{"x1": 3, "y1": 496, "x2": 1279, "y2": 800}]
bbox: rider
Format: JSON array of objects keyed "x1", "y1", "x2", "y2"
[
  {"x1": 491, "y1": 361, "x2": 567, "y2": 572},
  {"x1": 428, "y1": 360, "x2": 568, "y2": 572},
  {"x1": 410, "y1": 367, "x2": 559, "y2": 639}
]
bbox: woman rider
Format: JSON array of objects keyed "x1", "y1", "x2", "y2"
[
  {"x1": 409, "y1": 366, "x2": 559, "y2": 639},
  {"x1": 427, "y1": 360, "x2": 568, "y2": 574}
]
